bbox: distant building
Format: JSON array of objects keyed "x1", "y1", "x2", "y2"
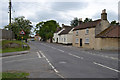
[
  {"x1": 73, "y1": 9, "x2": 120, "y2": 50},
  {"x1": 53, "y1": 24, "x2": 74, "y2": 45}
]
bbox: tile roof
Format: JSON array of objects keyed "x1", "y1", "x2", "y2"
[
  {"x1": 73, "y1": 19, "x2": 101, "y2": 30},
  {"x1": 96, "y1": 25, "x2": 120, "y2": 38},
  {"x1": 58, "y1": 26, "x2": 73, "y2": 35}
]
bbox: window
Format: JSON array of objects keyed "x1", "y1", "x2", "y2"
[
  {"x1": 85, "y1": 28, "x2": 89, "y2": 34},
  {"x1": 76, "y1": 30, "x2": 78, "y2": 36},
  {"x1": 85, "y1": 38, "x2": 89, "y2": 44},
  {"x1": 75, "y1": 38, "x2": 79, "y2": 43}
]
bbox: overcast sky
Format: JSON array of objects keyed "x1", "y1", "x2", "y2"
[{"x1": 0, "y1": 0, "x2": 119, "y2": 29}]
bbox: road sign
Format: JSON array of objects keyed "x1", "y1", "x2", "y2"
[{"x1": 20, "y1": 29, "x2": 25, "y2": 35}]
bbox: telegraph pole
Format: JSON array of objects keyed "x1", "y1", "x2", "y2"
[{"x1": 9, "y1": 0, "x2": 12, "y2": 25}]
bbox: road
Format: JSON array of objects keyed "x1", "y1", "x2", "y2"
[{"x1": 2, "y1": 41, "x2": 119, "y2": 79}]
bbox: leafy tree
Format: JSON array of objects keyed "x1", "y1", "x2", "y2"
[
  {"x1": 84, "y1": 18, "x2": 92, "y2": 23},
  {"x1": 111, "y1": 20, "x2": 119, "y2": 25},
  {"x1": 4, "y1": 16, "x2": 33, "y2": 40},
  {"x1": 35, "y1": 20, "x2": 59, "y2": 41},
  {"x1": 70, "y1": 17, "x2": 79, "y2": 27}
]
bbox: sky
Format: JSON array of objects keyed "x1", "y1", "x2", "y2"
[{"x1": 0, "y1": 0, "x2": 119, "y2": 30}]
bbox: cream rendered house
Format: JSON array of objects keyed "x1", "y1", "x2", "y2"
[
  {"x1": 58, "y1": 25, "x2": 74, "y2": 45},
  {"x1": 53, "y1": 27, "x2": 64, "y2": 43}
]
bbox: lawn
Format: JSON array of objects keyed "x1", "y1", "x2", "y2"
[
  {"x1": 2, "y1": 40, "x2": 30, "y2": 53},
  {"x1": 1, "y1": 71, "x2": 29, "y2": 79}
]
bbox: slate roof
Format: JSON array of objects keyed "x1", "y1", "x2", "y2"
[
  {"x1": 73, "y1": 19, "x2": 101, "y2": 31},
  {"x1": 96, "y1": 25, "x2": 120, "y2": 38},
  {"x1": 55, "y1": 27, "x2": 62, "y2": 33},
  {"x1": 58, "y1": 26, "x2": 73, "y2": 35}
]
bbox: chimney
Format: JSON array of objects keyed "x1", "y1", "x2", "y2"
[
  {"x1": 62, "y1": 24, "x2": 64, "y2": 27},
  {"x1": 78, "y1": 18, "x2": 82, "y2": 25},
  {"x1": 101, "y1": 9, "x2": 107, "y2": 20}
]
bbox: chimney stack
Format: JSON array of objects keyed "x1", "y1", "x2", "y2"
[
  {"x1": 101, "y1": 9, "x2": 107, "y2": 20},
  {"x1": 78, "y1": 18, "x2": 82, "y2": 25},
  {"x1": 62, "y1": 24, "x2": 64, "y2": 27}
]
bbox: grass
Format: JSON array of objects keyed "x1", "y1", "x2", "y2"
[
  {"x1": 1, "y1": 71, "x2": 29, "y2": 79},
  {"x1": 2, "y1": 40, "x2": 30, "y2": 53}
]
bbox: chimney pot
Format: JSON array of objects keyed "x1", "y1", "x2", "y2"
[{"x1": 101, "y1": 9, "x2": 107, "y2": 20}]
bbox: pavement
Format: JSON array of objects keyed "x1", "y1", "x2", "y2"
[
  {"x1": 1, "y1": 50, "x2": 29, "y2": 57},
  {"x1": 2, "y1": 41, "x2": 119, "y2": 79}
]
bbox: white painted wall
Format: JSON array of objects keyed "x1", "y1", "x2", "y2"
[{"x1": 58, "y1": 28, "x2": 74, "y2": 44}]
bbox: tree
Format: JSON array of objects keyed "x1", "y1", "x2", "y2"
[
  {"x1": 35, "y1": 20, "x2": 59, "y2": 41},
  {"x1": 70, "y1": 17, "x2": 79, "y2": 27},
  {"x1": 84, "y1": 18, "x2": 92, "y2": 23},
  {"x1": 4, "y1": 16, "x2": 33, "y2": 40},
  {"x1": 111, "y1": 20, "x2": 119, "y2": 25}
]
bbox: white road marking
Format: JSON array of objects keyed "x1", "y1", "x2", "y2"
[
  {"x1": 84, "y1": 51, "x2": 118, "y2": 61},
  {"x1": 68, "y1": 53, "x2": 83, "y2": 59},
  {"x1": 37, "y1": 52, "x2": 41, "y2": 58},
  {"x1": 51, "y1": 47, "x2": 56, "y2": 49},
  {"x1": 57, "y1": 49, "x2": 64, "y2": 53},
  {"x1": 56, "y1": 73, "x2": 65, "y2": 78},
  {"x1": 4, "y1": 58, "x2": 39, "y2": 63},
  {"x1": 39, "y1": 50, "x2": 59, "y2": 73},
  {"x1": 94, "y1": 62, "x2": 120, "y2": 73}
]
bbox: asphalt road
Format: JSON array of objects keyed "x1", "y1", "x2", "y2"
[{"x1": 2, "y1": 41, "x2": 119, "y2": 79}]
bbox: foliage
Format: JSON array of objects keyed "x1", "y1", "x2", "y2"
[
  {"x1": 70, "y1": 17, "x2": 79, "y2": 27},
  {"x1": 35, "y1": 20, "x2": 59, "y2": 41},
  {"x1": 84, "y1": 18, "x2": 92, "y2": 23},
  {"x1": 111, "y1": 20, "x2": 119, "y2": 25},
  {"x1": 4, "y1": 16, "x2": 33, "y2": 40}
]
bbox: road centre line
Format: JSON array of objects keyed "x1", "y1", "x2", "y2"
[
  {"x1": 39, "y1": 50, "x2": 59, "y2": 73},
  {"x1": 93, "y1": 62, "x2": 120, "y2": 73},
  {"x1": 68, "y1": 53, "x2": 83, "y2": 59},
  {"x1": 57, "y1": 49, "x2": 65, "y2": 53}
]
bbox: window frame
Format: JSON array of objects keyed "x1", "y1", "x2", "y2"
[
  {"x1": 75, "y1": 38, "x2": 79, "y2": 44},
  {"x1": 85, "y1": 28, "x2": 89, "y2": 35},
  {"x1": 85, "y1": 38, "x2": 89, "y2": 44}
]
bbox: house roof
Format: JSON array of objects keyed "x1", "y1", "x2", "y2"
[
  {"x1": 96, "y1": 25, "x2": 120, "y2": 38},
  {"x1": 58, "y1": 26, "x2": 73, "y2": 35},
  {"x1": 55, "y1": 27, "x2": 62, "y2": 33},
  {"x1": 73, "y1": 19, "x2": 101, "y2": 31}
]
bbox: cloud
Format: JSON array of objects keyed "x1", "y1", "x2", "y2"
[{"x1": 50, "y1": 2, "x2": 88, "y2": 11}]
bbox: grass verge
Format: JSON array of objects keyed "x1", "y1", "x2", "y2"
[
  {"x1": 2, "y1": 40, "x2": 30, "y2": 53},
  {"x1": 1, "y1": 71, "x2": 29, "y2": 79}
]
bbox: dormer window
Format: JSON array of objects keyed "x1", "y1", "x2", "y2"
[
  {"x1": 76, "y1": 30, "x2": 78, "y2": 36},
  {"x1": 85, "y1": 28, "x2": 89, "y2": 35}
]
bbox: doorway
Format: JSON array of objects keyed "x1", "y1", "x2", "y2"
[{"x1": 80, "y1": 39, "x2": 82, "y2": 47}]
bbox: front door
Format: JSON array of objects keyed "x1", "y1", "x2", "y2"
[
  {"x1": 56, "y1": 38, "x2": 58, "y2": 43},
  {"x1": 80, "y1": 39, "x2": 82, "y2": 47}
]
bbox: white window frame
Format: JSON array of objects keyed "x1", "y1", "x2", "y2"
[
  {"x1": 85, "y1": 28, "x2": 89, "y2": 35},
  {"x1": 76, "y1": 30, "x2": 78, "y2": 36},
  {"x1": 75, "y1": 38, "x2": 79, "y2": 43},
  {"x1": 85, "y1": 38, "x2": 89, "y2": 44}
]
